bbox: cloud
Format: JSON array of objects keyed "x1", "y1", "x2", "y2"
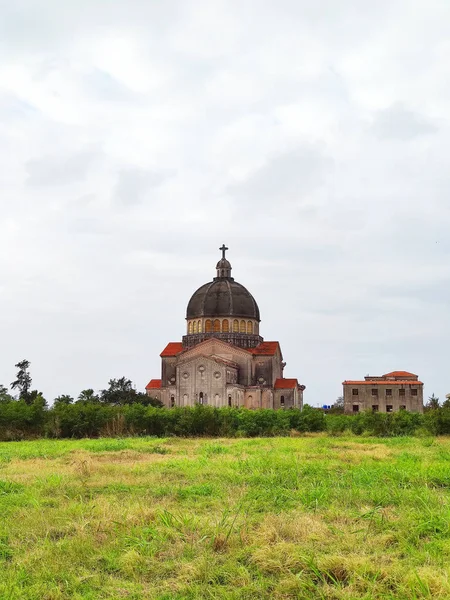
[
  {"x1": 371, "y1": 103, "x2": 438, "y2": 140},
  {"x1": 114, "y1": 167, "x2": 172, "y2": 205},
  {"x1": 26, "y1": 149, "x2": 100, "y2": 186},
  {"x1": 228, "y1": 146, "x2": 333, "y2": 214}
]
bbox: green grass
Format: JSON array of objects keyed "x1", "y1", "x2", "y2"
[{"x1": 1, "y1": 436, "x2": 450, "y2": 598}]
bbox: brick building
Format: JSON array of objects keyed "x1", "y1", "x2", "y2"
[
  {"x1": 146, "y1": 246, "x2": 305, "y2": 409},
  {"x1": 343, "y1": 371, "x2": 424, "y2": 413}
]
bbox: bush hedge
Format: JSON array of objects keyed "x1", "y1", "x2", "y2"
[{"x1": 1, "y1": 400, "x2": 450, "y2": 440}]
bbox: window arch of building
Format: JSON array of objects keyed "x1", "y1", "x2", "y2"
[
  {"x1": 240, "y1": 320, "x2": 246, "y2": 333},
  {"x1": 188, "y1": 321, "x2": 193, "y2": 334},
  {"x1": 233, "y1": 319, "x2": 239, "y2": 332},
  {"x1": 222, "y1": 319, "x2": 229, "y2": 332},
  {"x1": 213, "y1": 319, "x2": 221, "y2": 332},
  {"x1": 205, "y1": 319, "x2": 212, "y2": 332},
  {"x1": 198, "y1": 320, "x2": 202, "y2": 333},
  {"x1": 247, "y1": 321, "x2": 253, "y2": 334},
  {"x1": 193, "y1": 320, "x2": 198, "y2": 334}
]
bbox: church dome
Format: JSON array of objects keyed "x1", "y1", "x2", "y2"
[
  {"x1": 186, "y1": 245, "x2": 260, "y2": 321},
  {"x1": 187, "y1": 279, "x2": 260, "y2": 320}
]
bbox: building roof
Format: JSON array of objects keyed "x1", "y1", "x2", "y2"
[
  {"x1": 160, "y1": 342, "x2": 184, "y2": 357},
  {"x1": 186, "y1": 279, "x2": 260, "y2": 321},
  {"x1": 249, "y1": 341, "x2": 280, "y2": 356},
  {"x1": 145, "y1": 379, "x2": 162, "y2": 390},
  {"x1": 274, "y1": 378, "x2": 298, "y2": 389},
  {"x1": 343, "y1": 380, "x2": 423, "y2": 386},
  {"x1": 382, "y1": 371, "x2": 417, "y2": 378}
]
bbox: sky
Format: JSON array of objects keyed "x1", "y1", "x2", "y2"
[{"x1": 0, "y1": 0, "x2": 449, "y2": 405}]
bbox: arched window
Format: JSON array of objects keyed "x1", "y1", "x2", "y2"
[
  {"x1": 205, "y1": 319, "x2": 212, "y2": 332},
  {"x1": 193, "y1": 320, "x2": 198, "y2": 333},
  {"x1": 240, "y1": 320, "x2": 246, "y2": 333},
  {"x1": 214, "y1": 319, "x2": 221, "y2": 332},
  {"x1": 188, "y1": 321, "x2": 193, "y2": 334},
  {"x1": 171, "y1": 395, "x2": 175, "y2": 408},
  {"x1": 222, "y1": 319, "x2": 229, "y2": 332},
  {"x1": 228, "y1": 395, "x2": 232, "y2": 407},
  {"x1": 233, "y1": 319, "x2": 239, "y2": 332},
  {"x1": 280, "y1": 395, "x2": 285, "y2": 408},
  {"x1": 247, "y1": 321, "x2": 253, "y2": 334},
  {"x1": 198, "y1": 320, "x2": 202, "y2": 333},
  {"x1": 215, "y1": 394, "x2": 220, "y2": 406}
]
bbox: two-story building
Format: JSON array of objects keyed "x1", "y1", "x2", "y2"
[{"x1": 343, "y1": 371, "x2": 423, "y2": 413}]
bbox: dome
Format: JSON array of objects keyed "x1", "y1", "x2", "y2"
[{"x1": 186, "y1": 279, "x2": 260, "y2": 321}]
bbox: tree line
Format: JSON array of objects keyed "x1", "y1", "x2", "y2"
[
  {"x1": 2, "y1": 359, "x2": 163, "y2": 407},
  {"x1": 1, "y1": 360, "x2": 450, "y2": 440}
]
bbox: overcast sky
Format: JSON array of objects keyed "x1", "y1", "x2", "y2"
[{"x1": 1, "y1": 0, "x2": 449, "y2": 405}]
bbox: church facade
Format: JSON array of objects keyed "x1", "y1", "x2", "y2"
[{"x1": 146, "y1": 246, "x2": 305, "y2": 410}]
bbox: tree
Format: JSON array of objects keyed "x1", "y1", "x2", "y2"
[
  {"x1": 425, "y1": 393, "x2": 440, "y2": 411},
  {"x1": 100, "y1": 377, "x2": 163, "y2": 407},
  {"x1": 11, "y1": 360, "x2": 32, "y2": 402},
  {"x1": 77, "y1": 389, "x2": 99, "y2": 403},
  {"x1": 53, "y1": 394, "x2": 74, "y2": 406},
  {"x1": 0, "y1": 384, "x2": 14, "y2": 403},
  {"x1": 100, "y1": 377, "x2": 135, "y2": 405}
]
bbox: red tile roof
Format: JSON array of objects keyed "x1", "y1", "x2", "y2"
[
  {"x1": 343, "y1": 380, "x2": 423, "y2": 386},
  {"x1": 160, "y1": 342, "x2": 184, "y2": 357},
  {"x1": 383, "y1": 371, "x2": 417, "y2": 378},
  {"x1": 250, "y1": 342, "x2": 280, "y2": 356},
  {"x1": 145, "y1": 379, "x2": 161, "y2": 390},
  {"x1": 274, "y1": 378, "x2": 298, "y2": 389}
]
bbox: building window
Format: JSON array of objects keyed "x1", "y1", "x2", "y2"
[
  {"x1": 222, "y1": 319, "x2": 229, "y2": 332},
  {"x1": 371, "y1": 389, "x2": 378, "y2": 396},
  {"x1": 233, "y1": 319, "x2": 239, "y2": 332},
  {"x1": 353, "y1": 405, "x2": 359, "y2": 413},
  {"x1": 188, "y1": 321, "x2": 193, "y2": 334},
  {"x1": 352, "y1": 389, "x2": 359, "y2": 396},
  {"x1": 198, "y1": 320, "x2": 202, "y2": 333},
  {"x1": 280, "y1": 395, "x2": 285, "y2": 408},
  {"x1": 400, "y1": 405, "x2": 406, "y2": 410},
  {"x1": 386, "y1": 389, "x2": 392, "y2": 396},
  {"x1": 170, "y1": 396, "x2": 175, "y2": 408},
  {"x1": 386, "y1": 405, "x2": 393, "y2": 413},
  {"x1": 240, "y1": 320, "x2": 246, "y2": 333},
  {"x1": 399, "y1": 389, "x2": 406, "y2": 397},
  {"x1": 411, "y1": 389, "x2": 418, "y2": 396},
  {"x1": 372, "y1": 405, "x2": 379, "y2": 412},
  {"x1": 193, "y1": 320, "x2": 198, "y2": 333},
  {"x1": 205, "y1": 319, "x2": 212, "y2": 332},
  {"x1": 199, "y1": 392, "x2": 204, "y2": 405},
  {"x1": 247, "y1": 321, "x2": 253, "y2": 334},
  {"x1": 228, "y1": 396, "x2": 232, "y2": 407},
  {"x1": 213, "y1": 319, "x2": 221, "y2": 332}
]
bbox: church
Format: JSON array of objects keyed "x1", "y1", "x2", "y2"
[{"x1": 146, "y1": 246, "x2": 305, "y2": 410}]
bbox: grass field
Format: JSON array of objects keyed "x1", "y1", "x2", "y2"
[{"x1": 1, "y1": 436, "x2": 450, "y2": 599}]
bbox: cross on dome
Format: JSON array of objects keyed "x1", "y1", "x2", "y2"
[{"x1": 219, "y1": 244, "x2": 228, "y2": 259}]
